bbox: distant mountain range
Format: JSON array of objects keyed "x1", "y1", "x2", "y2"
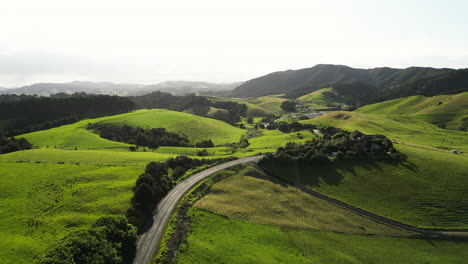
[
  {"x1": 230, "y1": 64, "x2": 468, "y2": 105},
  {"x1": 0, "y1": 81, "x2": 242, "y2": 96}
]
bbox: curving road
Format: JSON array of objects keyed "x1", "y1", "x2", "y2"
[{"x1": 132, "y1": 155, "x2": 263, "y2": 264}]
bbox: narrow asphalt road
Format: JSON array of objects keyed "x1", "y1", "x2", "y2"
[{"x1": 132, "y1": 155, "x2": 264, "y2": 264}]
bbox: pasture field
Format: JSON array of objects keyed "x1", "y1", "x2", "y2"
[
  {"x1": 221, "y1": 95, "x2": 286, "y2": 116},
  {"x1": 195, "y1": 166, "x2": 409, "y2": 236},
  {"x1": 262, "y1": 144, "x2": 468, "y2": 229},
  {"x1": 0, "y1": 148, "x2": 174, "y2": 165},
  {"x1": 298, "y1": 87, "x2": 346, "y2": 109},
  {"x1": 305, "y1": 111, "x2": 468, "y2": 151},
  {"x1": 356, "y1": 92, "x2": 468, "y2": 130},
  {"x1": 0, "y1": 162, "x2": 143, "y2": 264},
  {"x1": 178, "y1": 208, "x2": 468, "y2": 264},
  {"x1": 20, "y1": 109, "x2": 246, "y2": 148}
]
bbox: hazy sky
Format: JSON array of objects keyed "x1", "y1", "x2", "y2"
[{"x1": 1, "y1": 0, "x2": 468, "y2": 87}]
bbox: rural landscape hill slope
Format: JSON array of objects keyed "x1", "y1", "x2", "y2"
[
  {"x1": 19, "y1": 109, "x2": 246, "y2": 148},
  {"x1": 356, "y1": 92, "x2": 468, "y2": 130},
  {"x1": 229, "y1": 64, "x2": 466, "y2": 107}
]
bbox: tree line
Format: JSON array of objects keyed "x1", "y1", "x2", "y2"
[{"x1": 0, "y1": 93, "x2": 135, "y2": 136}]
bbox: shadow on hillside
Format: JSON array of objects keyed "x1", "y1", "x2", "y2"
[{"x1": 259, "y1": 158, "x2": 414, "y2": 188}]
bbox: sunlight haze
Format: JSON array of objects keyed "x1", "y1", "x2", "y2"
[{"x1": 1, "y1": 0, "x2": 467, "y2": 87}]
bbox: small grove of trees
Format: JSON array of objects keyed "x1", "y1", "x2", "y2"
[
  {"x1": 260, "y1": 126, "x2": 407, "y2": 167},
  {"x1": 195, "y1": 139, "x2": 214, "y2": 148},
  {"x1": 35, "y1": 216, "x2": 137, "y2": 264},
  {"x1": 0, "y1": 136, "x2": 32, "y2": 154},
  {"x1": 89, "y1": 124, "x2": 190, "y2": 149},
  {"x1": 126, "y1": 161, "x2": 172, "y2": 229},
  {"x1": 280, "y1": 100, "x2": 297, "y2": 112}
]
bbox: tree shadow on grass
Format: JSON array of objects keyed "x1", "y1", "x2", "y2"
[{"x1": 259, "y1": 158, "x2": 409, "y2": 188}]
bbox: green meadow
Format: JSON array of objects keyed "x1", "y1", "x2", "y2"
[
  {"x1": 0, "y1": 162, "x2": 143, "y2": 264},
  {"x1": 356, "y1": 92, "x2": 468, "y2": 130},
  {"x1": 178, "y1": 208, "x2": 468, "y2": 264},
  {"x1": 20, "y1": 109, "x2": 246, "y2": 148},
  {"x1": 298, "y1": 87, "x2": 346, "y2": 109},
  {"x1": 195, "y1": 166, "x2": 409, "y2": 236}
]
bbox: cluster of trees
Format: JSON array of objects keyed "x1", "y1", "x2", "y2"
[
  {"x1": 280, "y1": 100, "x2": 297, "y2": 112},
  {"x1": 0, "y1": 136, "x2": 32, "y2": 154},
  {"x1": 260, "y1": 126, "x2": 406, "y2": 167},
  {"x1": 195, "y1": 139, "x2": 215, "y2": 148},
  {"x1": 0, "y1": 93, "x2": 134, "y2": 136},
  {"x1": 211, "y1": 101, "x2": 248, "y2": 124},
  {"x1": 36, "y1": 217, "x2": 137, "y2": 264},
  {"x1": 131, "y1": 91, "x2": 248, "y2": 124},
  {"x1": 89, "y1": 124, "x2": 190, "y2": 149}
]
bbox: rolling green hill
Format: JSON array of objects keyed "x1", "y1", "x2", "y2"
[
  {"x1": 297, "y1": 109, "x2": 468, "y2": 229},
  {"x1": 356, "y1": 92, "x2": 468, "y2": 130},
  {"x1": 20, "y1": 109, "x2": 246, "y2": 148},
  {"x1": 298, "y1": 87, "x2": 347, "y2": 109},
  {"x1": 215, "y1": 95, "x2": 286, "y2": 117}
]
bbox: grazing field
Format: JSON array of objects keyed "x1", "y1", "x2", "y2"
[
  {"x1": 98, "y1": 109, "x2": 246, "y2": 144},
  {"x1": 0, "y1": 162, "x2": 143, "y2": 264},
  {"x1": 262, "y1": 144, "x2": 468, "y2": 229},
  {"x1": 195, "y1": 166, "x2": 409, "y2": 236},
  {"x1": 356, "y1": 92, "x2": 468, "y2": 130},
  {"x1": 178, "y1": 208, "x2": 468, "y2": 264},
  {"x1": 305, "y1": 111, "x2": 468, "y2": 151},
  {"x1": 20, "y1": 109, "x2": 246, "y2": 148},
  {"x1": 298, "y1": 88, "x2": 346, "y2": 109},
  {"x1": 223, "y1": 96, "x2": 286, "y2": 116},
  {"x1": 0, "y1": 148, "x2": 175, "y2": 165}
]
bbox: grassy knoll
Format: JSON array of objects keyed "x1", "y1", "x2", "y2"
[
  {"x1": 223, "y1": 96, "x2": 286, "y2": 116},
  {"x1": 356, "y1": 92, "x2": 468, "y2": 130},
  {"x1": 195, "y1": 166, "x2": 409, "y2": 236},
  {"x1": 178, "y1": 208, "x2": 468, "y2": 264},
  {"x1": 20, "y1": 109, "x2": 246, "y2": 148},
  {"x1": 305, "y1": 111, "x2": 468, "y2": 151},
  {"x1": 97, "y1": 109, "x2": 245, "y2": 145},
  {"x1": 262, "y1": 144, "x2": 468, "y2": 229},
  {"x1": 298, "y1": 87, "x2": 346, "y2": 109},
  {"x1": 0, "y1": 162, "x2": 143, "y2": 264}
]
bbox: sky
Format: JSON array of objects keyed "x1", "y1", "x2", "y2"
[{"x1": 1, "y1": 0, "x2": 468, "y2": 87}]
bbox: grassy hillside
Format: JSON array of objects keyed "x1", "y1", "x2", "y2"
[
  {"x1": 296, "y1": 111, "x2": 468, "y2": 228},
  {"x1": 298, "y1": 87, "x2": 346, "y2": 109},
  {"x1": 223, "y1": 96, "x2": 286, "y2": 116},
  {"x1": 356, "y1": 92, "x2": 468, "y2": 130},
  {"x1": 0, "y1": 162, "x2": 143, "y2": 264},
  {"x1": 263, "y1": 144, "x2": 468, "y2": 229},
  {"x1": 305, "y1": 111, "x2": 468, "y2": 151},
  {"x1": 178, "y1": 208, "x2": 468, "y2": 264},
  {"x1": 20, "y1": 109, "x2": 246, "y2": 148},
  {"x1": 195, "y1": 166, "x2": 408, "y2": 236}
]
